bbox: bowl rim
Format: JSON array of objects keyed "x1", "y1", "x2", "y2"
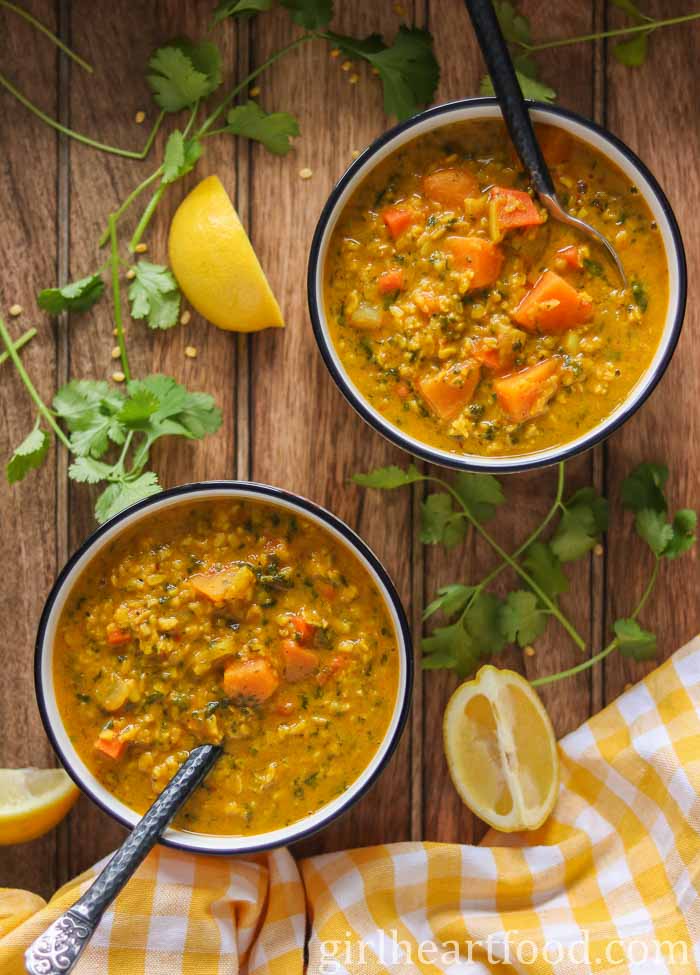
[
  {"x1": 34, "y1": 480, "x2": 414, "y2": 855},
  {"x1": 307, "y1": 96, "x2": 687, "y2": 474}
]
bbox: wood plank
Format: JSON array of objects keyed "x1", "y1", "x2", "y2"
[
  {"x1": 0, "y1": 0, "x2": 60, "y2": 898},
  {"x1": 248, "y1": 7, "x2": 417, "y2": 854},
  {"x1": 603, "y1": 2, "x2": 700, "y2": 702},
  {"x1": 421, "y1": 0, "x2": 602, "y2": 843}
]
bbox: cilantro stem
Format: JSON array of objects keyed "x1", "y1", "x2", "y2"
[
  {"x1": 129, "y1": 186, "x2": 165, "y2": 253},
  {"x1": 0, "y1": 71, "x2": 164, "y2": 159},
  {"x1": 0, "y1": 314, "x2": 70, "y2": 448},
  {"x1": 108, "y1": 215, "x2": 130, "y2": 382},
  {"x1": 196, "y1": 34, "x2": 316, "y2": 137},
  {"x1": 428, "y1": 474, "x2": 586, "y2": 652},
  {"x1": 0, "y1": 1, "x2": 93, "y2": 73},
  {"x1": 0, "y1": 326, "x2": 37, "y2": 366},
  {"x1": 98, "y1": 166, "x2": 164, "y2": 247},
  {"x1": 532, "y1": 559, "x2": 660, "y2": 686},
  {"x1": 522, "y1": 12, "x2": 700, "y2": 52}
]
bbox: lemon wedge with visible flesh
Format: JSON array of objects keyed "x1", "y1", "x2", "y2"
[
  {"x1": 443, "y1": 665, "x2": 559, "y2": 832},
  {"x1": 168, "y1": 175, "x2": 284, "y2": 332},
  {"x1": 0, "y1": 769, "x2": 79, "y2": 845}
]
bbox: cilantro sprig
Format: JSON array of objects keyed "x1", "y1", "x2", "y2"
[{"x1": 354, "y1": 461, "x2": 696, "y2": 684}]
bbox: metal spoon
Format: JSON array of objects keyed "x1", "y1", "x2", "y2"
[
  {"x1": 464, "y1": 0, "x2": 627, "y2": 286},
  {"x1": 25, "y1": 744, "x2": 221, "y2": 975}
]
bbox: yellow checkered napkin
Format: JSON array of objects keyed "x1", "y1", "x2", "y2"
[{"x1": 2, "y1": 636, "x2": 699, "y2": 974}]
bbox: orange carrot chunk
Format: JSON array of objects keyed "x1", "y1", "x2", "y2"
[
  {"x1": 223, "y1": 658, "x2": 279, "y2": 704},
  {"x1": 281, "y1": 639, "x2": 319, "y2": 683},
  {"x1": 472, "y1": 340, "x2": 510, "y2": 373},
  {"x1": 489, "y1": 187, "x2": 544, "y2": 230},
  {"x1": 557, "y1": 245, "x2": 583, "y2": 270},
  {"x1": 494, "y1": 358, "x2": 562, "y2": 422},
  {"x1": 95, "y1": 736, "x2": 126, "y2": 760},
  {"x1": 377, "y1": 268, "x2": 404, "y2": 294},
  {"x1": 106, "y1": 626, "x2": 131, "y2": 646},
  {"x1": 418, "y1": 361, "x2": 481, "y2": 421},
  {"x1": 444, "y1": 236, "x2": 504, "y2": 289},
  {"x1": 512, "y1": 270, "x2": 593, "y2": 334},
  {"x1": 422, "y1": 168, "x2": 479, "y2": 208},
  {"x1": 289, "y1": 615, "x2": 316, "y2": 645},
  {"x1": 191, "y1": 565, "x2": 255, "y2": 602},
  {"x1": 381, "y1": 206, "x2": 414, "y2": 240}
]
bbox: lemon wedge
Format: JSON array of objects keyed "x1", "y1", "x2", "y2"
[
  {"x1": 168, "y1": 175, "x2": 284, "y2": 332},
  {"x1": 0, "y1": 769, "x2": 79, "y2": 845},
  {"x1": 0, "y1": 888, "x2": 46, "y2": 936},
  {"x1": 443, "y1": 666, "x2": 559, "y2": 831}
]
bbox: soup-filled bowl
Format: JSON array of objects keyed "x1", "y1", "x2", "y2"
[
  {"x1": 35, "y1": 482, "x2": 412, "y2": 854},
  {"x1": 308, "y1": 99, "x2": 686, "y2": 472}
]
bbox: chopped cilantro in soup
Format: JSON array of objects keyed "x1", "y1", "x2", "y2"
[
  {"x1": 54, "y1": 500, "x2": 399, "y2": 835},
  {"x1": 324, "y1": 121, "x2": 668, "y2": 456}
]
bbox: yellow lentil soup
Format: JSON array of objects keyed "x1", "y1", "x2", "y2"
[
  {"x1": 54, "y1": 498, "x2": 400, "y2": 836},
  {"x1": 324, "y1": 120, "x2": 668, "y2": 457}
]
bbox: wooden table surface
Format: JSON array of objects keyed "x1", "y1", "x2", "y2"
[{"x1": 0, "y1": 1, "x2": 697, "y2": 898}]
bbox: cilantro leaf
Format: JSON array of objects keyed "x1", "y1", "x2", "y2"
[
  {"x1": 493, "y1": 0, "x2": 531, "y2": 45},
  {"x1": 480, "y1": 69, "x2": 556, "y2": 103},
  {"x1": 38, "y1": 273, "x2": 104, "y2": 315},
  {"x1": 280, "y1": 0, "x2": 333, "y2": 29},
  {"x1": 635, "y1": 508, "x2": 674, "y2": 556},
  {"x1": 353, "y1": 464, "x2": 422, "y2": 489},
  {"x1": 664, "y1": 509, "x2": 697, "y2": 559},
  {"x1": 423, "y1": 621, "x2": 475, "y2": 676},
  {"x1": 94, "y1": 473, "x2": 162, "y2": 525},
  {"x1": 611, "y1": 0, "x2": 651, "y2": 18},
  {"x1": 128, "y1": 262, "x2": 181, "y2": 330},
  {"x1": 224, "y1": 102, "x2": 300, "y2": 156},
  {"x1": 454, "y1": 471, "x2": 505, "y2": 523},
  {"x1": 614, "y1": 32, "x2": 650, "y2": 66},
  {"x1": 147, "y1": 40, "x2": 221, "y2": 112},
  {"x1": 621, "y1": 463, "x2": 668, "y2": 514},
  {"x1": 117, "y1": 388, "x2": 161, "y2": 429},
  {"x1": 423, "y1": 583, "x2": 474, "y2": 620},
  {"x1": 212, "y1": 0, "x2": 272, "y2": 23},
  {"x1": 631, "y1": 280, "x2": 648, "y2": 312},
  {"x1": 328, "y1": 26, "x2": 440, "y2": 121},
  {"x1": 550, "y1": 487, "x2": 608, "y2": 562},
  {"x1": 53, "y1": 379, "x2": 125, "y2": 457},
  {"x1": 161, "y1": 131, "x2": 203, "y2": 184},
  {"x1": 68, "y1": 456, "x2": 114, "y2": 484},
  {"x1": 499, "y1": 590, "x2": 547, "y2": 647},
  {"x1": 522, "y1": 541, "x2": 569, "y2": 600},
  {"x1": 420, "y1": 493, "x2": 466, "y2": 548},
  {"x1": 465, "y1": 591, "x2": 506, "y2": 658},
  {"x1": 614, "y1": 618, "x2": 657, "y2": 661},
  {"x1": 7, "y1": 426, "x2": 51, "y2": 483}
]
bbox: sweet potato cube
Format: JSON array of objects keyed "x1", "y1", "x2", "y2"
[
  {"x1": 191, "y1": 565, "x2": 255, "y2": 602},
  {"x1": 512, "y1": 270, "x2": 593, "y2": 334},
  {"x1": 444, "y1": 236, "x2": 504, "y2": 289},
  {"x1": 488, "y1": 187, "x2": 544, "y2": 230},
  {"x1": 418, "y1": 361, "x2": 481, "y2": 421},
  {"x1": 223, "y1": 658, "x2": 279, "y2": 704},
  {"x1": 494, "y1": 358, "x2": 562, "y2": 422},
  {"x1": 422, "y1": 168, "x2": 479, "y2": 209},
  {"x1": 281, "y1": 639, "x2": 319, "y2": 683}
]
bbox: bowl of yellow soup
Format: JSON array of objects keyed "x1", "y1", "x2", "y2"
[
  {"x1": 35, "y1": 482, "x2": 412, "y2": 854},
  {"x1": 308, "y1": 99, "x2": 686, "y2": 472}
]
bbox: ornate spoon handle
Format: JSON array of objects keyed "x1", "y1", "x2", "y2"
[{"x1": 25, "y1": 744, "x2": 221, "y2": 975}]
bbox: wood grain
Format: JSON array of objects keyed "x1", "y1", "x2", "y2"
[{"x1": 0, "y1": 0, "x2": 697, "y2": 896}]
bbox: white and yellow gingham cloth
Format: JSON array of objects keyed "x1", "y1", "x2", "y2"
[{"x1": 2, "y1": 636, "x2": 699, "y2": 974}]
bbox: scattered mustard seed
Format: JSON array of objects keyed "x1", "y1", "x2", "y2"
[
  {"x1": 299, "y1": 167, "x2": 313, "y2": 180},
  {"x1": 371, "y1": 66, "x2": 380, "y2": 76},
  {"x1": 8, "y1": 304, "x2": 22, "y2": 317},
  {"x1": 180, "y1": 310, "x2": 191, "y2": 326},
  {"x1": 111, "y1": 346, "x2": 121, "y2": 359},
  {"x1": 524, "y1": 646, "x2": 536, "y2": 657},
  {"x1": 134, "y1": 242, "x2": 148, "y2": 254},
  {"x1": 126, "y1": 268, "x2": 136, "y2": 280},
  {"x1": 134, "y1": 111, "x2": 146, "y2": 124},
  {"x1": 594, "y1": 543, "x2": 604, "y2": 556},
  {"x1": 184, "y1": 345, "x2": 197, "y2": 359},
  {"x1": 112, "y1": 371, "x2": 126, "y2": 383},
  {"x1": 351, "y1": 149, "x2": 360, "y2": 159},
  {"x1": 349, "y1": 73, "x2": 359, "y2": 85},
  {"x1": 341, "y1": 60, "x2": 352, "y2": 72},
  {"x1": 330, "y1": 48, "x2": 340, "y2": 58},
  {"x1": 249, "y1": 86, "x2": 260, "y2": 97}
]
